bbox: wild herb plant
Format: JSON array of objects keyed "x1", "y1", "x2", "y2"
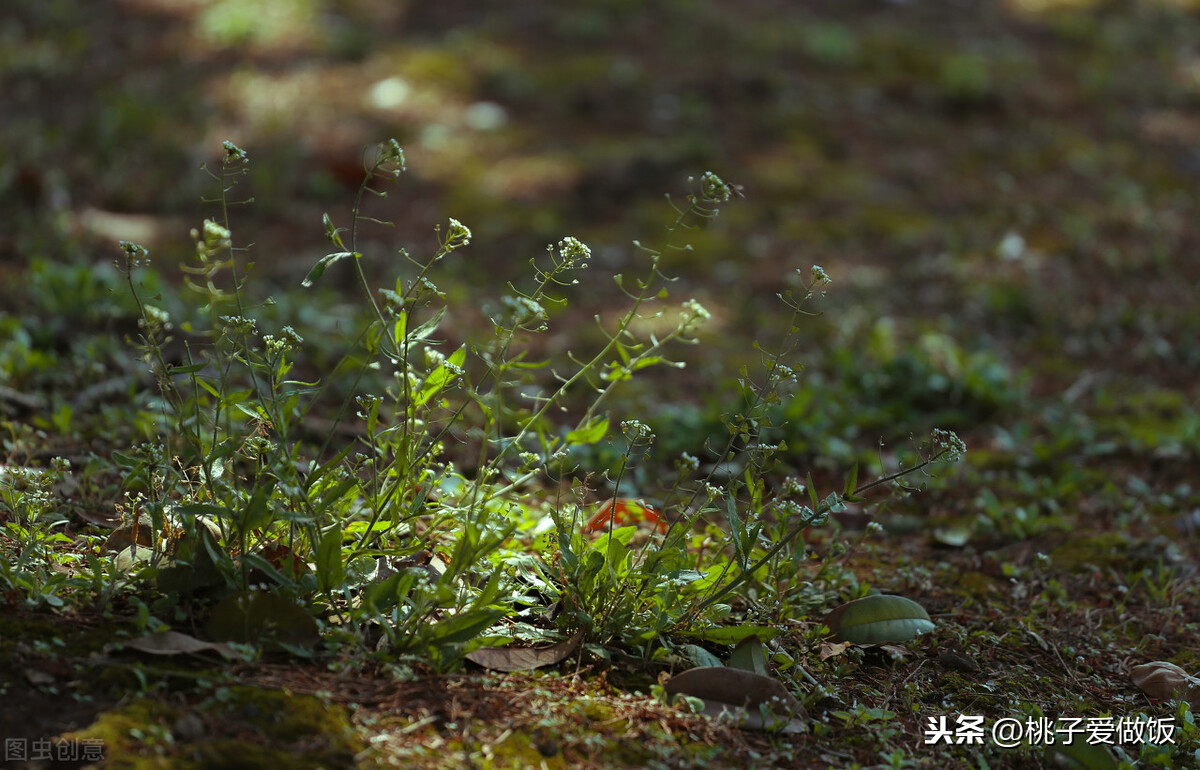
[
  {"x1": 0, "y1": 455, "x2": 76, "y2": 607},
  {"x1": 102, "y1": 139, "x2": 965, "y2": 664}
]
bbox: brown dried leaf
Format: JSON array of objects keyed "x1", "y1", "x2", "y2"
[
  {"x1": 466, "y1": 630, "x2": 584, "y2": 672},
  {"x1": 819, "y1": 641, "x2": 851, "y2": 660},
  {"x1": 1130, "y1": 661, "x2": 1200, "y2": 704},
  {"x1": 664, "y1": 665, "x2": 806, "y2": 731},
  {"x1": 103, "y1": 511, "x2": 155, "y2": 552},
  {"x1": 125, "y1": 630, "x2": 236, "y2": 660}
]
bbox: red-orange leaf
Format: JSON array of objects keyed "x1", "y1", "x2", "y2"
[{"x1": 583, "y1": 498, "x2": 668, "y2": 534}]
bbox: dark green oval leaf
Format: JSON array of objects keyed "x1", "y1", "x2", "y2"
[{"x1": 824, "y1": 594, "x2": 934, "y2": 645}]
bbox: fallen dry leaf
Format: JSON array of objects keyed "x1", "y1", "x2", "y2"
[
  {"x1": 664, "y1": 666, "x2": 806, "y2": 732},
  {"x1": 1130, "y1": 661, "x2": 1200, "y2": 707},
  {"x1": 819, "y1": 641, "x2": 851, "y2": 660},
  {"x1": 124, "y1": 630, "x2": 236, "y2": 660},
  {"x1": 466, "y1": 630, "x2": 584, "y2": 672},
  {"x1": 584, "y1": 498, "x2": 668, "y2": 534},
  {"x1": 103, "y1": 511, "x2": 155, "y2": 552}
]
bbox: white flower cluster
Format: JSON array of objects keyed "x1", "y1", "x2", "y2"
[
  {"x1": 424, "y1": 348, "x2": 446, "y2": 368},
  {"x1": 620, "y1": 419, "x2": 655, "y2": 443},
  {"x1": 782, "y1": 476, "x2": 807, "y2": 497},
  {"x1": 139, "y1": 305, "x2": 171, "y2": 332},
  {"x1": 192, "y1": 219, "x2": 232, "y2": 259},
  {"x1": 678, "y1": 298, "x2": 711, "y2": 335},
  {"x1": 117, "y1": 241, "x2": 150, "y2": 274},
  {"x1": 220, "y1": 315, "x2": 257, "y2": 335},
  {"x1": 699, "y1": 171, "x2": 732, "y2": 203},
  {"x1": 556, "y1": 236, "x2": 592, "y2": 266},
  {"x1": 930, "y1": 428, "x2": 967, "y2": 462},
  {"x1": 445, "y1": 218, "x2": 472, "y2": 250},
  {"x1": 264, "y1": 326, "x2": 303, "y2": 354}
]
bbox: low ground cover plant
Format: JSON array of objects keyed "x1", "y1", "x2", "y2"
[{"x1": 2, "y1": 140, "x2": 963, "y2": 667}]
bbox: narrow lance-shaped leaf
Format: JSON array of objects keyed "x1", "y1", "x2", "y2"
[
  {"x1": 315, "y1": 526, "x2": 345, "y2": 592},
  {"x1": 566, "y1": 416, "x2": 609, "y2": 445},
  {"x1": 407, "y1": 307, "x2": 446, "y2": 343},
  {"x1": 302, "y1": 251, "x2": 360, "y2": 288},
  {"x1": 727, "y1": 492, "x2": 747, "y2": 569},
  {"x1": 322, "y1": 212, "x2": 345, "y2": 249}
]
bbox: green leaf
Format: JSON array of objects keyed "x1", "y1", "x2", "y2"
[
  {"x1": 728, "y1": 634, "x2": 770, "y2": 676},
  {"x1": 195, "y1": 377, "x2": 222, "y2": 400},
  {"x1": 566, "y1": 416, "x2": 609, "y2": 445},
  {"x1": 824, "y1": 594, "x2": 934, "y2": 645},
  {"x1": 301, "y1": 251, "x2": 360, "y2": 288},
  {"x1": 304, "y1": 445, "x2": 355, "y2": 491},
  {"x1": 628, "y1": 356, "x2": 665, "y2": 372},
  {"x1": 726, "y1": 493, "x2": 747, "y2": 568},
  {"x1": 680, "y1": 644, "x2": 724, "y2": 669},
  {"x1": 408, "y1": 307, "x2": 446, "y2": 343},
  {"x1": 167, "y1": 363, "x2": 207, "y2": 375},
  {"x1": 685, "y1": 625, "x2": 779, "y2": 644},
  {"x1": 315, "y1": 526, "x2": 345, "y2": 592},
  {"x1": 365, "y1": 571, "x2": 415, "y2": 614},
  {"x1": 429, "y1": 608, "x2": 505, "y2": 645},
  {"x1": 392, "y1": 311, "x2": 408, "y2": 347},
  {"x1": 238, "y1": 553, "x2": 297, "y2": 589},
  {"x1": 239, "y1": 479, "x2": 277, "y2": 532},
  {"x1": 312, "y1": 477, "x2": 358, "y2": 513},
  {"x1": 416, "y1": 345, "x2": 466, "y2": 406},
  {"x1": 322, "y1": 212, "x2": 346, "y2": 249},
  {"x1": 1050, "y1": 742, "x2": 1119, "y2": 770},
  {"x1": 843, "y1": 461, "x2": 859, "y2": 497},
  {"x1": 590, "y1": 526, "x2": 636, "y2": 576}
]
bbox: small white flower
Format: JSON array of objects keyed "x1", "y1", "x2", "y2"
[
  {"x1": 446, "y1": 218, "x2": 472, "y2": 248},
  {"x1": 678, "y1": 298, "x2": 712, "y2": 334},
  {"x1": 556, "y1": 236, "x2": 591, "y2": 265},
  {"x1": 699, "y1": 171, "x2": 732, "y2": 203}
]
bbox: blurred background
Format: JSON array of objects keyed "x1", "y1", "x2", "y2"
[{"x1": 2, "y1": 0, "x2": 1199, "y2": 476}]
